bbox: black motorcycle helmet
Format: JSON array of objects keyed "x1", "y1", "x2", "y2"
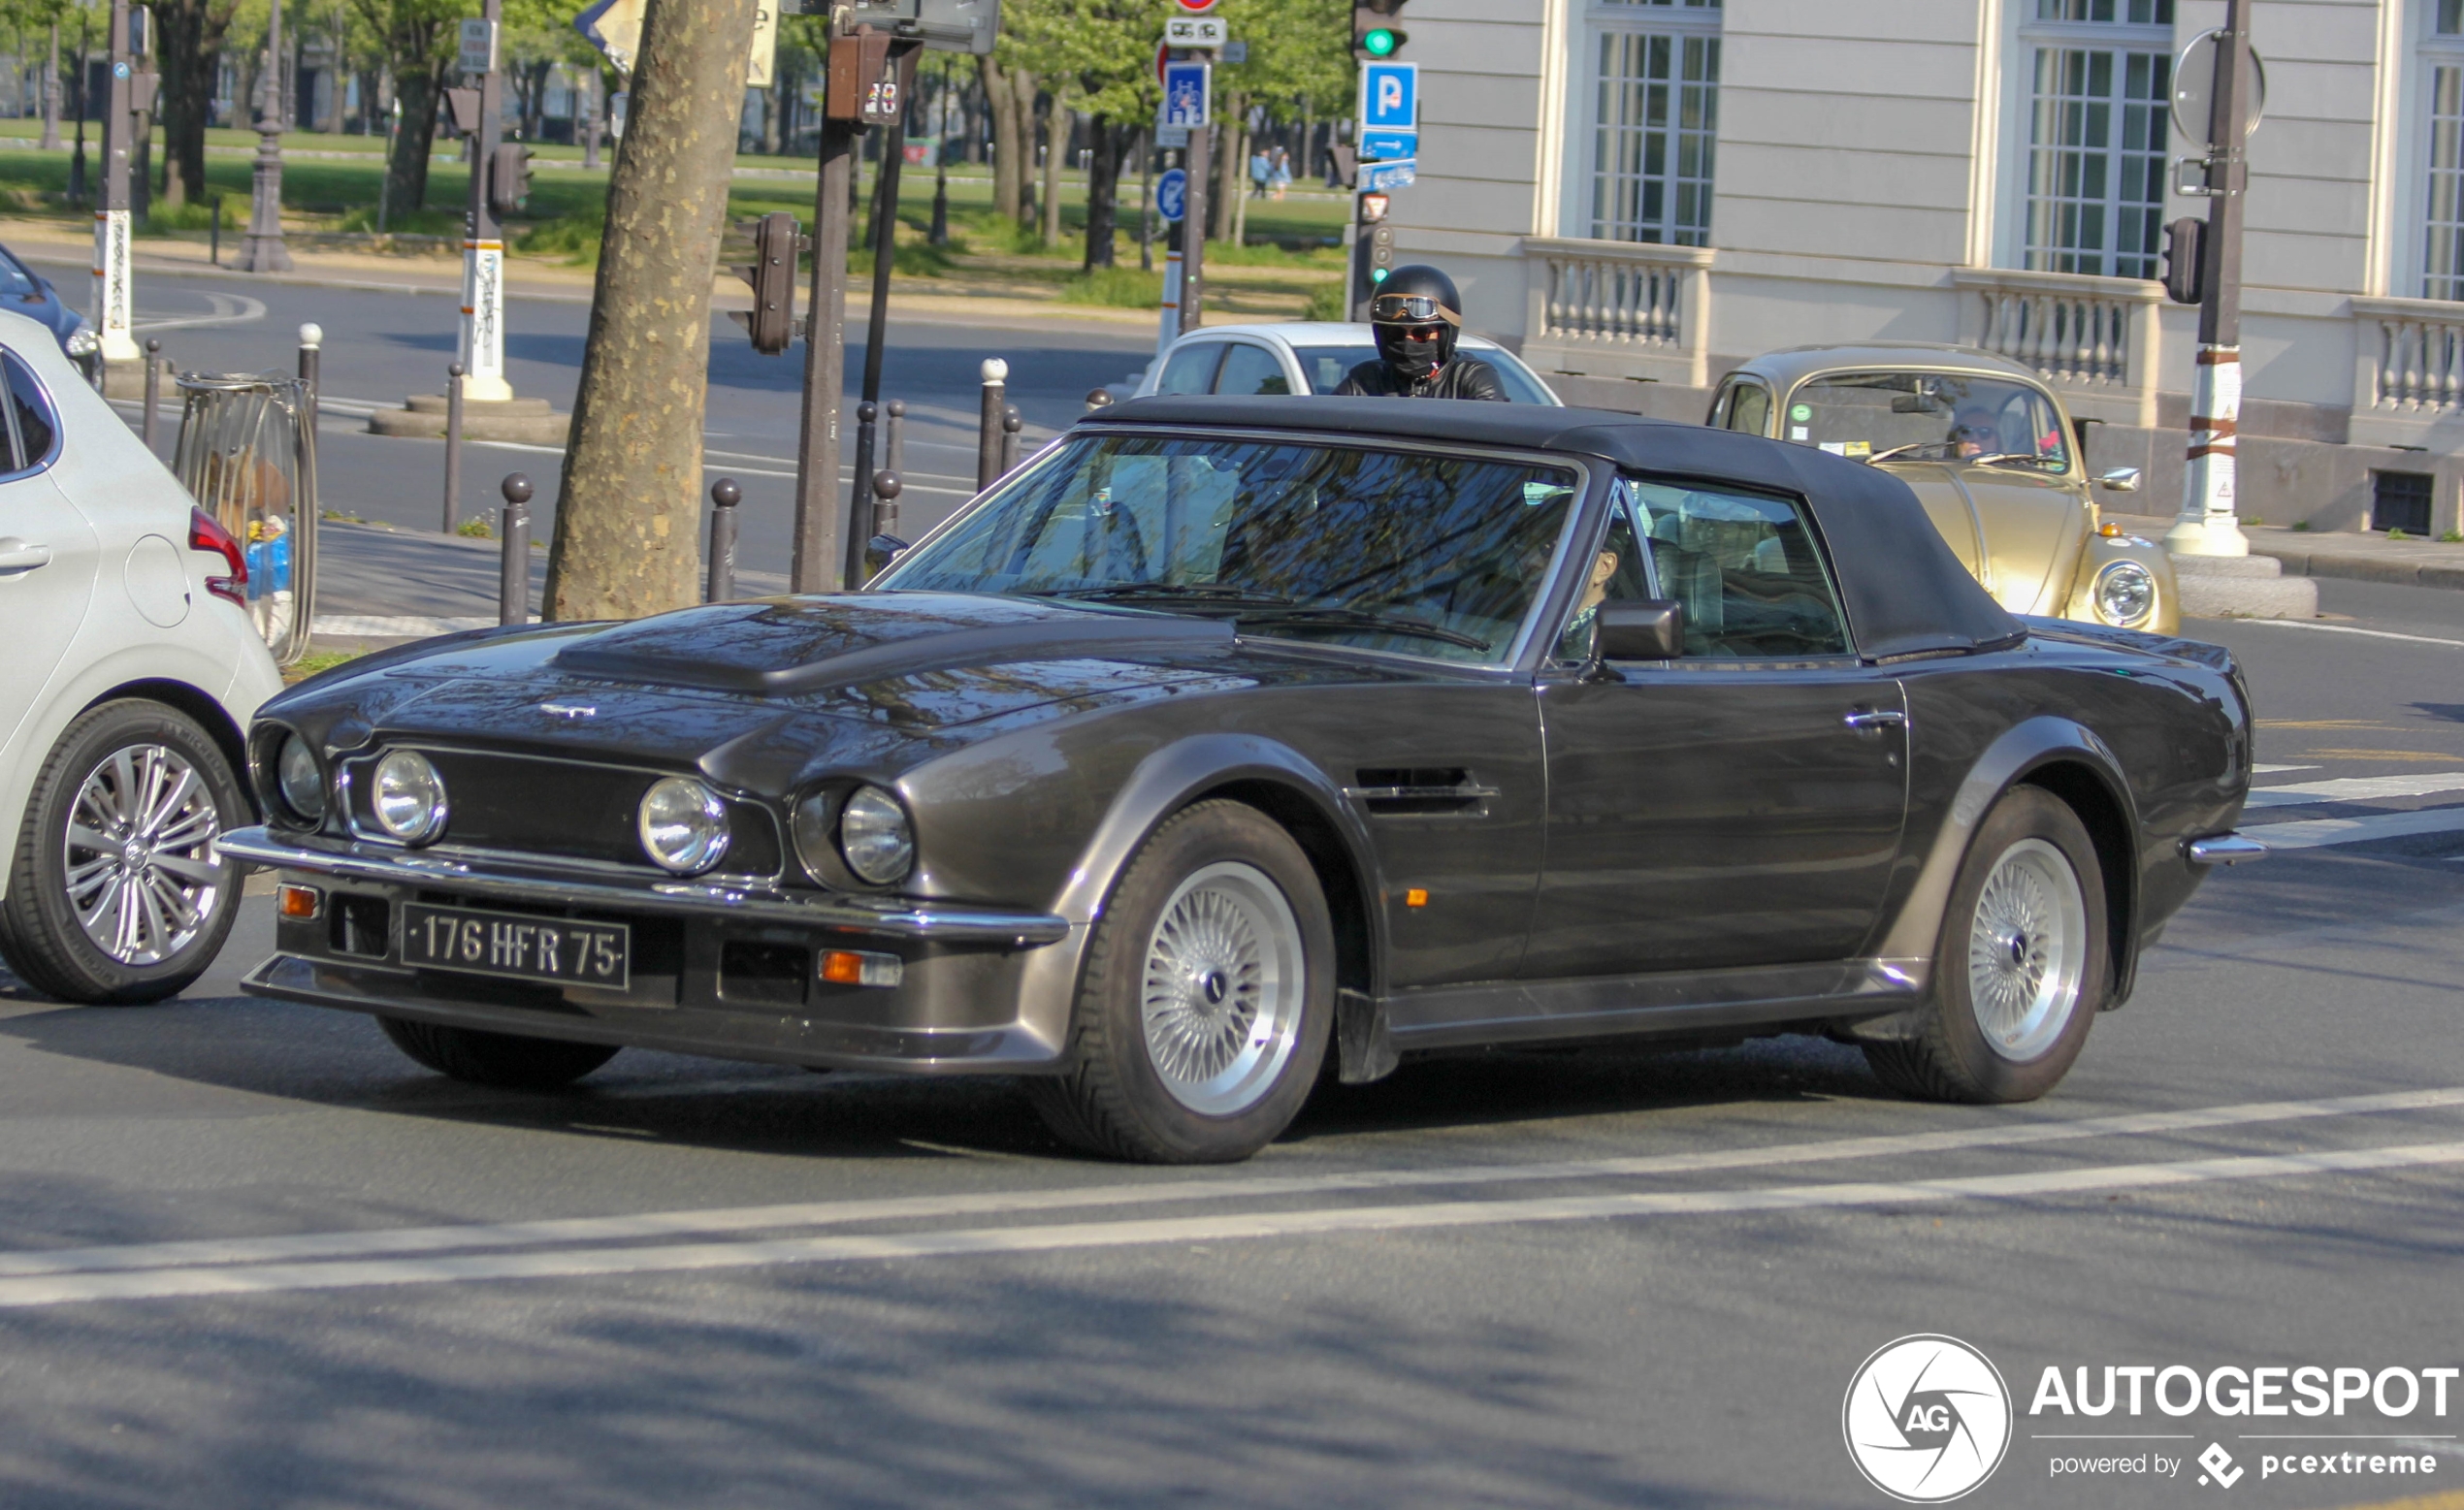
[{"x1": 1369, "y1": 265, "x2": 1465, "y2": 380}]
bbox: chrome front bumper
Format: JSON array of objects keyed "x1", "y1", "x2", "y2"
[{"x1": 2186, "y1": 831, "x2": 2267, "y2": 865}]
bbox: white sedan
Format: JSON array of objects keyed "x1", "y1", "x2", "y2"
[
  {"x1": 1130, "y1": 322, "x2": 1565, "y2": 403},
  {"x1": 0, "y1": 309, "x2": 282, "y2": 1003}
]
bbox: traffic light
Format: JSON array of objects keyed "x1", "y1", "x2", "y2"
[
  {"x1": 2162, "y1": 217, "x2": 2206, "y2": 305},
  {"x1": 730, "y1": 211, "x2": 803, "y2": 355},
  {"x1": 1351, "y1": 193, "x2": 1396, "y2": 316},
  {"x1": 486, "y1": 142, "x2": 532, "y2": 218},
  {"x1": 1353, "y1": 0, "x2": 1406, "y2": 59}
]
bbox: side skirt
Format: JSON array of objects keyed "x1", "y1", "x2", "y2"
[{"x1": 1371, "y1": 957, "x2": 1932, "y2": 1065}]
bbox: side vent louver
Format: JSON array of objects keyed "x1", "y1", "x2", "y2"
[{"x1": 1345, "y1": 767, "x2": 1499, "y2": 818}]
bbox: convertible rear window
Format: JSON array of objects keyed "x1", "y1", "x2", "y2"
[
  {"x1": 879, "y1": 434, "x2": 1583, "y2": 665},
  {"x1": 1790, "y1": 371, "x2": 2071, "y2": 474}
]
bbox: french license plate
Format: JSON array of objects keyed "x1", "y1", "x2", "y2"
[{"x1": 400, "y1": 903, "x2": 631, "y2": 990}]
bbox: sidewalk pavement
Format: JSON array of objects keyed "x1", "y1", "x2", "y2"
[{"x1": 2111, "y1": 512, "x2": 2464, "y2": 593}]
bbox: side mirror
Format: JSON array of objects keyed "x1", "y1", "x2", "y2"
[
  {"x1": 863, "y1": 532, "x2": 911, "y2": 576},
  {"x1": 2096, "y1": 466, "x2": 2142, "y2": 494},
  {"x1": 1597, "y1": 600, "x2": 1685, "y2": 661}
]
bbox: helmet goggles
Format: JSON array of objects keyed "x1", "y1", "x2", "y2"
[{"x1": 1370, "y1": 292, "x2": 1462, "y2": 327}]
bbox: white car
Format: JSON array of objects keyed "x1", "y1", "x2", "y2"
[
  {"x1": 1130, "y1": 322, "x2": 1565, "y2": 403},
  {"x1": 0, "y1": 310, "x2": 282, "y2": 1003}
]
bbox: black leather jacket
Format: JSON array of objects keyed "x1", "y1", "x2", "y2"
[{"x1": 1334, "y1": 356, "x2": 1510, "y2": 402}]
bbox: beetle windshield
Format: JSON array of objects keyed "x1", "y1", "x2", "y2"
[
  {"x1": 1789, "y1": 371, "x2": 2072, "y2": 474},
  {"x1": 877, "y1": 434, "x2": 1583, "y2": 665}
]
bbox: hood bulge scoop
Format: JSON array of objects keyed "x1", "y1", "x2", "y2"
[{"x1": 550, "y1": 593, "x2": 1235, "y2": 696}]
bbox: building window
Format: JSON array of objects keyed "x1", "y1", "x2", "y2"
[
  {"x1": 2372, "y1": 471, "x2": 2436, "y2": 535},
  {"x1": 1586, "y1": 1, "x2": 1721, "y2": 246},
  {"x1": 2017, "y1": 1, "x2": 2173, "y2": 279},
  {"x1": 2423, "y1": 6, "x2": 2464, "y2": 298}
]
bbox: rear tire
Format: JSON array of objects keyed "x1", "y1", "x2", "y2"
[
  {"x1": 0, "y1": 699, "x2": 247, "y2": 1005},
  {"x1": 1864, "y1": 786, "x2": 2108, "y2": 1104},
  {"x1": 1026, "y1": 800, "x2": 1334, "y2": 1164},
  {"x1": 377, "y1": 1016, "x2": 620, "y2": 1090}
]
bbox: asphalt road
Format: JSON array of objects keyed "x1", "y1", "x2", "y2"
[
  {"x1": 106, "y1": 271, "x2": 1159, "y2": 598},
  {"x1": 0, "y1": 575, "x2": 2458, "y2": 1508}
]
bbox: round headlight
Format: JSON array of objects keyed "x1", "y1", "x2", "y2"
[
  {"x1": 2093, "y1": 560, "x2": 2157, "y2": 627},
  {"x1": 838, "y1": 786, "x2": 914, "y2": 885},
  {"x1": 276, "y1": 733, "x2": 325, "y2": 822},
  {"x1": 370, "y1": 750, "x2": 448, "y2": 844},
  {"x1": 638, "y1": 776, "x2": 731, "y2": 875},
  {"x1": 64, "y1": 326, "x2": 98, "y2": 359}
]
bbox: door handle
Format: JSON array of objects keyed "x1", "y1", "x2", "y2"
[
  {"x1": 0, "y1": 539, "x2": 52, "y2": 575},
  {"x1": 1844, "y1": 708, "x2": 1906, "y2": 732}
]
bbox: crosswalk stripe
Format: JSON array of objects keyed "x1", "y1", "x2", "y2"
[
  {"x1": 2243, "y1": 808, "x2": 2464, "y2": 851},
  {"x1": 2246, "y1": 772, "x2": 2464, "y2": 809}
]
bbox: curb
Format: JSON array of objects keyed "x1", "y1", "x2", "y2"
[{"x1": 2252, "y1": 546, "x2": 2464, "y2": 594}]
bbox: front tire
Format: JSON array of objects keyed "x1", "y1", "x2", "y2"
[
  {"x1": 0, "y1": 700, "x2": 247, "y2": 1005},
  {"x1": 1027, "y1": 800, "x2": 1334, "y2": 1164},
  {"x1": 1864, "y1": 786, "x2": 2108, "y2": 1104},
  {"x1": 378, "y1": 1016, "x2": 620, "y2": 1090}
]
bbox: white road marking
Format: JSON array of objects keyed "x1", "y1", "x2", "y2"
[
  {"x1": 2, "y1": 1140, "x2": 2459, "y2": 1309},
  {"x1": 2244, "y1": 808, "x2": 2464, "y2": 850},
  {"x1": 2246, "y1": 772, "x2": 2464, "y2": 808},
  {"x1": 4, "y1": 1085, "x2": 2459, "y2": 1283},
  {"x1": 2241, "y1": 621, "x2": 2464, "y2": 649},
  {"x1": 2251, "y1": 764, "x2": 2318, "y2": 774},
  {"x1": 130, "y1": 291, "x2": 267, "y2": 332},
  {"x1": 309, "y1": 615, "x2": 519, "y2": 637}
]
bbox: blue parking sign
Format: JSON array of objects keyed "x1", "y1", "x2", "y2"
[
  {"x1": 1163, "y1": 62, "x2": 1211, "y2": 129},
  {"x1": 1155, "y1": 168, "x2": 1188, "y2": 224},
  {"x1": 1360, "y1": 61, "x2": 1418, "y2": 133}
]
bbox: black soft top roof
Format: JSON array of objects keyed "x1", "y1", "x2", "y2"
[{"x1": 1094, "y1": 396, "x2": 2026, "y2": 661}]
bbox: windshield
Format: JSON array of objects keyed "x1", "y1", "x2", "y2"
[
  {"x1": 876, "y1": 434, "x2": 1583, "y2": 665},
  {"x1": 1290, "y1": 344, "x2": 1558, "y2": 403},
  {"x1": 1789, "y1": 371, "x2": 2071, "y2": 474}
]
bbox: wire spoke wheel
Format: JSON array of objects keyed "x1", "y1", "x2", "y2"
[
  {"x1": 1963, "y1": 836, "x2": 2086, "y2": 1062},
  {"x1": 63, "y1": 742, "x2": 223, "y2": 969},
  {"x1": 1139, "y1": 860, "x2": 1307, "y2": 1117}
]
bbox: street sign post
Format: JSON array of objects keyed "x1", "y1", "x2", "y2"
[
  {"x1": 1359, "y1": 129, "x2": 1414, "y2": 161},
  {"x1": 2166, "y1": 0, "x2": 2260, "y2": 560},
  {"x1": 1165, "y1": 16, "x2": 1224, "y2": 47},
  {"x1": 456, "y1": 17, "x2": 498, "y2": 75},
  {"x1": 1359, "y1": 59, "x2": 1417, "y2": 135},
  {"x1": 1155, "y1": 167, "x2": 1187, "y2": 224},
  {"x1": 458, "y1": 0, "x2": 513, "y2": 403}
]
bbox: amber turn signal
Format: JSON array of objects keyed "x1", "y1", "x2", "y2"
[
  {"x1": 276, "y1": 884, "x2": 323, "y2": 920},
  {"x1": 819, "y1": 948, "x2": 903, "y2": 987},
  {"x1": 1405, "y1": 888, "x2": 1429, "y2": 909},
  {"x1": 2099, "y1": 522, "x2": 2124, "y2": 537}
]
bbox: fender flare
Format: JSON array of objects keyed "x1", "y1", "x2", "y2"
[{"x1": 1873, "y1": 714, "x2": 2142, "y2": 991}]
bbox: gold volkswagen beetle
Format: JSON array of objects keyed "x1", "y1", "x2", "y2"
[{"x1": 1707, "y1": 344, "x2": 2176, "y2": 634}]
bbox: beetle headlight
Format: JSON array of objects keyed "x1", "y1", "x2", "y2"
[
  {"x1": 2092, "y1": 560, "x2": 2157, "y2": 627},
  {"x1": 637, "y1": 776, "x2": 731, "y2": 875},
  {"x1": 64, "y1": 325, "x2": 98, "y2": 358},
  {"x1": 837, "y1": 786, "x2": 914, "y2": 885},
  {"x1": 276, "y1": 733, "x2": 325, "y2": 822},
  {"x1": 370, "y1": 750, "x2": 448, "y2": 844}
]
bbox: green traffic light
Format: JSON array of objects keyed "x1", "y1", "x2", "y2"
[{"x1": 1362, "y1": 26, "x2": 1399, "y2": 56}]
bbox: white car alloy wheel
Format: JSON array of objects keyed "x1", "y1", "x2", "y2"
[
  {"x1": 1139, "y1": 860, "x2": 1309, "y2": 1116},
  {"x1": 1963, "y1": 836, "x2": 2087, "y2": 1061},
  {"x1": 64, "y1": 741, "x2": 225, "y2": 966}
]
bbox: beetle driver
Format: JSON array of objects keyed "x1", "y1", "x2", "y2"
[{"x1": 1336, "y1": 266, "x2": 1510, "y2": 401}]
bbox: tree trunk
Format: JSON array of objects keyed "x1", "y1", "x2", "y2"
[
  {"x1": 980, "y1": 57, "x2": 1018, "y2": 222},
  {"x1": 1211, "y1": 107, "x2": 1245, "y2": 244},
  {"x1": 546, "y1": 0, "x2": 758, "y2": 623},
  {"x1": 39, "y1": 24, "x2": 59, "y2": 151},
  {"x1": 155, "y1": 0, "x2": 225, "y2": 208},
  {"x1": 1082, "y1": 116, "x2": 1129, "y2": 271},
  {"x1": 386, "y1": 63, "x2": 441, "y2": 215},
  {"x1": 1039, "y1": 92, "x2": 1066, "y2": 246}
]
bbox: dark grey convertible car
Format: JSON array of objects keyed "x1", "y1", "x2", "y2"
[{"x1": 227, "y1": 398, "x2": 2259, "y2": 1163}]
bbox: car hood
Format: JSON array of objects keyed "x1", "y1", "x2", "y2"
[
  {"x1": 267, "y1": 593, "x2": 1303, "y2": 795},
  {"x1": 1880, "y1": 461, "x2": 2087, "y2": 616}
]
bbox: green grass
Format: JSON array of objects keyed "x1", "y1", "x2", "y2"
[
  {"x1": 282, "y1": 648, "x2": 364, "y2": 685},
  {"x1": 1304, "y1": 282, "x2": 1348, "y2": 321},
  {"x1": 2289, "y1": 520, "x2": 2311, "y2": 531},
  {"x1": 2443, "y1": 529, "x2": 2463, "y2": 543},
  {"x1": 1057, "y1": 265, "x2": 1163, "y2": 309},
  {"x1": 2388, "y1": 527, "x2": 2411, "y2": 540},
  {"x1": 457, "y1": 517, "x2": 494, "y2": 540}
]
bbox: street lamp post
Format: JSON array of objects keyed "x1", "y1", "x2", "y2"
[
  {"x1": 238, "y1": 0, "x2": 294, "y2": 273},
  {"x1": 93, "y1": 0, "x2": 141, "y2": 377},
  {"x1": 2167, "y1": 0, "x2": 2253, "y2": 558},
  {"x1": 458, "y1": 0, "x2": 514, "y2": 404}
]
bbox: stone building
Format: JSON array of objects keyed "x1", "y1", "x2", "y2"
[{"x1": 1399, "y1": 0, "x2": 2464, "y2": 535}]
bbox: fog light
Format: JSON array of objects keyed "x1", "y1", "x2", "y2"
[
  {"x1": 2092, "y1": 560, "x2": 2157, "y2": 627},
  {"x1": 276, "y1": 884, "x2": 322, "y2": 920},
  {"x1": 276, "y1": 733, "x2": 325, "y2": 821},
  {"x1": 371, "y1": 750, "x2": 449, "y2": 844},
  {"x1": 820, "y1": 948, "x2": 903, "y2": 987},
  {"x1": 637, "y1": 776, "x2": 732, "y2": 875}
]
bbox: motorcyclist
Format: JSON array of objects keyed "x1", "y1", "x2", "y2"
[{"x1": 1336, "y1": 266, "x2": 1509, "y2": 401}]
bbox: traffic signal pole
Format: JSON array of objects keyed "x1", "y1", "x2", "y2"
[
  {"x1": 94, "y1": 0, "x2": 140, "y2": 373},
  {"x1": 461, "y1": 0, "x2": 514, "y2": 404},
  {"x1": 848, "y1": 72, "x2": 912, "y2": 582},
  {"x1": 794, "y1": 115, "x2": 857, "y2": 594},
  {"x1": 2168, "y1": 0, "x2": 2251, "y2": 558},
  {"x1": 1180, "y1": 123, "x2": 1209, "y2": 336}
]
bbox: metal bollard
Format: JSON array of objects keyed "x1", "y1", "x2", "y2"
[
  {"x1": 141, "y1": 338, "x2": 161, "y2": 453},
  {"x1": 498, "y1": 473, "x2": 533, "y2": 626},
  {"x1": 851, "y1": 398, "x2": 879, "y2": 545},
  {"x1": 706, "y1": 477, "x2": 741, "y2": 603},
  {"x1": 442, "y1": 362, "x2": 467, "y2": 534},
  {"x1": 1085, "y1": 387, "x2": 1116, "y2": 414},
  {"x1": 977, "y1": 358, "x2": 1008, "y2": 492},
  {"x1": 297, "y1": 323, "x2": 322, "y2": 461},
  {"x1": 880, "y1": 400, "x2": 906, "y2": 539},
  {"x1": 210, "y1": 196, "x2": 222, "y2": 266},
  {"x1": 866, "y1": 471, "x2": 903, "y2": 581},
  {"x1": 1000, "y1": 404, "x2": 1023, "y2": 479}
]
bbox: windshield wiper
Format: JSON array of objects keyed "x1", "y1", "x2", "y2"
[
  {"x1": 1234, "y1": 605, "x2": 1492, "y2": 652},
  {"x1": 1038, "y1": 582, "x2": 1299, "y2": 608}
]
